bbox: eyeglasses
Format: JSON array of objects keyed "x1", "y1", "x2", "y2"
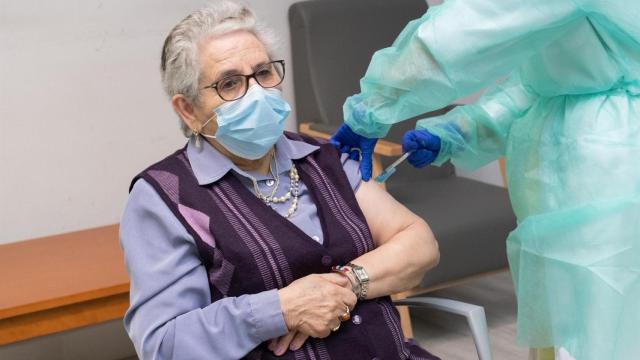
[{"x1": 202, "y1": 60, "x2": 285, "y2": 101}]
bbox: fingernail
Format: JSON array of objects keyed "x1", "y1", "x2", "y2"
[{"x1": 289, "y1": 341, "x2": 304, "y2": 351}]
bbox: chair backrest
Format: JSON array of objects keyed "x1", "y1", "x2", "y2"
[{"x1": 289, "y1": 0, "x2": 427, "y2": 128}]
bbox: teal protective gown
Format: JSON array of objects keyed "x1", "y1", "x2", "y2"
[{"x1": 344, "y1": 1, "x2": 640, "y2": 359}]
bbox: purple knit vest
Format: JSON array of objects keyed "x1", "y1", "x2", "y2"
[{"x1": 132, "y1": 132, "x2": 439, "y2": 360}]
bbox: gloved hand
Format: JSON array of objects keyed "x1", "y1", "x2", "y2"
[
  {"x1": 402, "y1": 129, "x2": 441, "y2": 168},
  {"x1": 330, "y1": 123, "x2": 378, "y2": 181}
]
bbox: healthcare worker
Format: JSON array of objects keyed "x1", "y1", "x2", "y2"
[{"x1": 330, "y1": 1, "x2": 640, "y2": 359}]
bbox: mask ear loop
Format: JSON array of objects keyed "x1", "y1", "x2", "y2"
[{"x1": 192, "y1": 114, "x2": 217, "y2": 149}]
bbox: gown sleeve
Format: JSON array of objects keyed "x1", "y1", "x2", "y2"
[
  {"x1": 344, "y1": 0, "x2": 584, "y2": 138},
  {"x1": 417, "y1": 73, "x2": 536, "y2": 170}
]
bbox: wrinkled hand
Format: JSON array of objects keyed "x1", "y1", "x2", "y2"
[
  {"x1": 268, "y1": 330, "x2": 309, "y2": 356},
  {"x1": 402, "y1": 129, "x2": 441, "y2": 168},
  {"x1": 330, "y1": 123, "x2": 378, "y2": 181},
  {"x1": 278, "y1": 274, "x2": 357, "y2": 339},
  {"x1": 317, "y1": 272, "x2": 353, "y2": 290},
  {"x1": 269, "y1": 273, "x2": 355, "y2": 355}
]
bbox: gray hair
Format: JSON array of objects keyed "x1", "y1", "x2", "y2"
[{"x1": 160, "y1": 0, "x2": 279, "y2": 136}]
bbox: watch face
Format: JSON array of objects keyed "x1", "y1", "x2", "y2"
[{"x1": 353, "y1": 267, "x2": 369, "y2": 282}]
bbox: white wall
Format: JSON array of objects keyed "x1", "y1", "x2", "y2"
[
  {"x1": 0, "y1": 0, "x2": 501, "y2": 245},
  {"x1": 0, "y1": 0, "x2": 304, "y2": 244}
]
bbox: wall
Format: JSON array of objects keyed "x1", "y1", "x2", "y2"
[
  {"x1": 0, "y1": 1, "x2": 502, "y2": 358},
  {"x1": 0, "y1": 0, "x2": 306, "y2": 244},
  {"x1": 0, "y1": 320, "x2": 135, "y2": 360},
  {"x1": 1, "y1": 0, "x2": 501, "y2": 245}
]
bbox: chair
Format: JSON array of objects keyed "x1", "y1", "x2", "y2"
[{"x1": 289, "y1": 1, "x2": 518, "y2": 359}]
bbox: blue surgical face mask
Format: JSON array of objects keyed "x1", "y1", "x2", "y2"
[{"x1": 201, "y1": 86, "x2": 290, "y2": 160}]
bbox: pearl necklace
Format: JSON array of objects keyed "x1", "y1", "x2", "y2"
[{"x1": 249, "y1": 150, "x2": 300, "y2": 218}]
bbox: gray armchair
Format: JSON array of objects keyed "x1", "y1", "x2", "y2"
[{"x1": 289, "y1": 1, "x2": 517, "y2": 359}]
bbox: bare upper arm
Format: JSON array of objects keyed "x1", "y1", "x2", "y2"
[{"x1": 354, "y1": 180, "x2": 425, "y2": 247}]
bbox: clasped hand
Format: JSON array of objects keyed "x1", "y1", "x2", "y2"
[{"x1": 271, "y1": 273, "x2": 355, "y2": 355}]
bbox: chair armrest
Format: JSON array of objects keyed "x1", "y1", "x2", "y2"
[
  {"x1": 394, "y1": 296, "x2": 482, "y2": 317},
  {"x1": 394, "y1": 297, "x2": 493, "y2": 360},
  {"x1": 299, "y1": 122, "x2": 402, "y2": 157}
]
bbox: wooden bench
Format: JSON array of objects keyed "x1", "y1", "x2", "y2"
[
  {"x1": 0, "y1": 225, "x2": 129, "y2": 345},
  {"x1": 0, "y1": 188, "x2": 509, "y2": 345}
]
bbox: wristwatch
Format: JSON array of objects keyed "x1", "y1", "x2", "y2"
[{"x1": 347, "y1": 263, "x2": 369, "y2": 300}]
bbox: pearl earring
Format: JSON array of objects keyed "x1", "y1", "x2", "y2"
[{"x1": 192, "y1": 129, "x2": 202, "y2": 148}]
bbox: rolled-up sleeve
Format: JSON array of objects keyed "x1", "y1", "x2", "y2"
[
  {"x1": 340, "y1": 154, "x2": 363, "y2": 192},
  {"x1": 120, "y1": 179, "x2": 288, "y2": 360}
]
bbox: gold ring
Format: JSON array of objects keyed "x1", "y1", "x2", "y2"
[
  {"x1": 339, "y1": 306, "x2": 351, "y2": 322},
  {"x1": 331, "y1": 323, "x2": 341, "y2": 332}
]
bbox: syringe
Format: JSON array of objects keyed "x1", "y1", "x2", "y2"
[{"x1": 374, "y1": 151, "x2": 412, "y2": 184}]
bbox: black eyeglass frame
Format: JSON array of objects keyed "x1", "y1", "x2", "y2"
[{"x1": 201, "y1": 60, "x2": 286, "y2": 101}]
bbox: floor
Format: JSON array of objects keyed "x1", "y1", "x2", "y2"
[
  {"x1": 411, "y1": 271, "x2": 528, "y2": 360},
  {"x1": 120, "y1": 271, "x2": 526, "y2": 360}
]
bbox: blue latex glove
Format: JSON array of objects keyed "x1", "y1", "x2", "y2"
[
  {"x1": 330, "y1": 123, "x2": 378, "y2": 181},
  {"x1": 402, "y1": 129, "x2": 441, "y2": 168}
]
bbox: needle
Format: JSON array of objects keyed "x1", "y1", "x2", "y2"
[{"x1": 374, "y1": 151, "x2": 412, "y2": 184}]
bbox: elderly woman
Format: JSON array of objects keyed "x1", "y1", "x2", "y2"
[{"x1": 120, "y1": 1, "x2": 440, "y2": 359}]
